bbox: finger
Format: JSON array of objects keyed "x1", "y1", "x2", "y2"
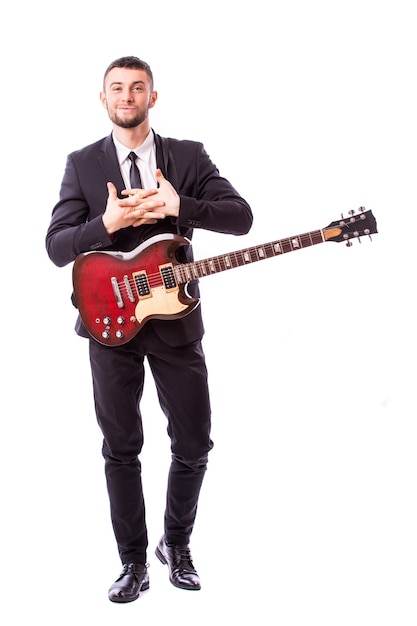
[
  {"x1": 121, "y1": 187, "x2": 143, "y2": 197},
  {"x1": 124, "y1": 209, "x2": 165, "y2": 221},
  {"x1": 122, "y1": 200, "x2": 165, "y2": 214},
  {"x1": 155, "y1": 168, "x2": 165, "y2": 183},
  {"x1": 121, "y1": 188, "x2": 158, "y2": 198},
  {"x1": 107, "y1": 181, "x2": 118, "y2": 199}
]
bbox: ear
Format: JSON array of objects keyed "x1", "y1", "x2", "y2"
[
  {"x1": 148, "y1": 91, "x2": 158, "y2": 109},
  {"x1": 100, "y1": 91, "x2": 107, "y2": 108}
]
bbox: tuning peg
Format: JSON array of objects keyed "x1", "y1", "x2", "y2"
[
  {"x1": 346, "y1": 241, "x2": 353, "y2": 247},
  {"x1": 359, "y1": 206, "x2": 365, "y2": 212}
]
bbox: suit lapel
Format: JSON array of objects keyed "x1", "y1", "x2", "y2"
[
  {"x1": 98, "y1": 135, "x2": 125, "y2": 194},
  {"x1": 154, "y1": 133, "x2": 179, "y2": 191}
]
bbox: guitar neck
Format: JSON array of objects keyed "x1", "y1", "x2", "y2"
[{"x1": 175, "y1": 228, "x2": 325, "y2": 283}]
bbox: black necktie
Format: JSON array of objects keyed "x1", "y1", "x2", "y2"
[{"x1": 128, "y1": 151, "x2": 142, "y2": 189}]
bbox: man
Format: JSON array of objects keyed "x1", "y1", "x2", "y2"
[{"x1": 46, "y1": 56, "x2": 253, "y2": 603}]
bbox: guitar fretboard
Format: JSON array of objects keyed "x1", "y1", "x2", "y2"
[{"x1": 175, "y1": 229, "x2": 324, "y2": 283}]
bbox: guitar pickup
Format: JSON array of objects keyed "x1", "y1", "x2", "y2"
[
  {"x1": 133, "y1": 271, "x2": 151, "y2": 299},
  {"x1": 160, "y1": 264, "x2": 177, "y2": 292}
]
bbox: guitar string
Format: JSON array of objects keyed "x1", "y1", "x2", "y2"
[
  {"x1": 115, "y1": 235, "x2": 319, "y2": 293},
  {"x1": 113, "y1": 221, "x2": 370, "y2": 294}
]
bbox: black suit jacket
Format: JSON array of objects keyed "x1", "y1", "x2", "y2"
[{"x1": 46, "y1": 131, "x2": 253, "y2": 346}]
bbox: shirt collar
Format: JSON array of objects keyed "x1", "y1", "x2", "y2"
[{"x1": 113, "y1": 130, "x2": 155, "y2": 165}]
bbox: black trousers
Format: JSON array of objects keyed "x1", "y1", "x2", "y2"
[{"x1": 88, "y1": 324, "x2": 213, "y2": 565}]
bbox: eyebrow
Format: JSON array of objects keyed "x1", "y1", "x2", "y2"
[{"x1": 109, "y1": 80, "x2": 146, "y2": 88}]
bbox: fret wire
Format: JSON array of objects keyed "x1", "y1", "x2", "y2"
[{"x1": 174, "y1": 228, "x2": 325, "y2": 282}]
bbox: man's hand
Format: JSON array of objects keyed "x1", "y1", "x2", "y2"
[
  {"x1": 102, "y1": 181, "x2": 166, "y2": 234},
  {"x1": 120, "y1": 169, "x2": 180, "y2": 227}
]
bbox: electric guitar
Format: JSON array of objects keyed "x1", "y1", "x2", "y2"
[{"x1": 72, "y1": 207, "x2": 377, "y2": 346}]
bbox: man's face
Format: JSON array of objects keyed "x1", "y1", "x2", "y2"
[{"x1": 100, "y1": 68, "x2": 157, "y2": 129}]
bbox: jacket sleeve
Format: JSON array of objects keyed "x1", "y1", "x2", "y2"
[
  {"x1": 45, "y1": 153, "x2": 114, "y2": 267},
  {"x1": 172, "y1": 141, "x2": 253, "y2": 236}
]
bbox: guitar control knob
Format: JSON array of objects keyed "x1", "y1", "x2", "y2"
[
  {"x1": 115, "y1": 330, "x2": 124, "y2": 339},
  {"x1": 102, "y1": 330, "x2": 110, "y2": 339},
  {"x1": 117, "y1": 316, "x2": 125, "y2": 325},
  {"x1": 103, "y1": 317, "x2": 111, "y2": 325}
]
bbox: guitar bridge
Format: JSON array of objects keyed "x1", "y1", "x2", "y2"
[{"x1": 123, "y1": 275, "x2": 135, "y2": 302}]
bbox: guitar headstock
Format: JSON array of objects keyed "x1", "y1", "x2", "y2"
[{"x1": 323, "y1": 207, "x2": 378, "y2": 245}]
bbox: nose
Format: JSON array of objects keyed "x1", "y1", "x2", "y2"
[{"x1": 121, "y1": 87, "x2": 133, "y2": 102}]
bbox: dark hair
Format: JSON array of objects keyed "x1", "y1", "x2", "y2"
[{"x1": 103, "y1": 56, "x2": 154, "y2": 90}]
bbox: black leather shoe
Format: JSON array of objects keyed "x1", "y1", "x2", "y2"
[
  {"x1": 108, "y1": 563, "x2": 149, "y2": 603},
  {"x1": 155, "y1": 536, "x2": 201, "y2": 590}
]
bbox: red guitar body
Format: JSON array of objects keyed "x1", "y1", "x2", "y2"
[{"x1": 72, "y1": 234, "x2": 199, "y2": 346}]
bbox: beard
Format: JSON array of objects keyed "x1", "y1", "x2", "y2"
[{"x1": 108, "y1": 107, "x2": 148, "y2": 129}]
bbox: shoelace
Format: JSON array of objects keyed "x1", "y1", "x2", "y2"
[
  {"x1": 117, "y1": 562, "x2": 147, "y2": 582},
  {"x1": 172, "y1": 546, "x2": 196, "y2": 571}
]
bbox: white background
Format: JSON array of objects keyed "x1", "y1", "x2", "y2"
[{"x1": 1, "y1": 1, "x2": 416, "y2": 624}]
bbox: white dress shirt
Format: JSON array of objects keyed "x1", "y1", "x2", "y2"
[{"x1": 113, "y1": 131, "x2": 158, "y2": 190}]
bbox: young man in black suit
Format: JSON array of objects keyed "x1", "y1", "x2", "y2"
[{"x1": 46, "y1": 56, "x2": 253, "y2": 603}]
